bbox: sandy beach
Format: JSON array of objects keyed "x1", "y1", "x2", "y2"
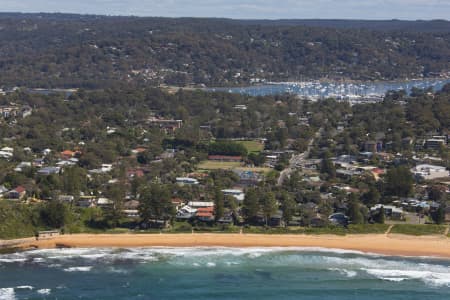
[{"x1": 6, "y1": 233, "x2": 450, "y2": 258}]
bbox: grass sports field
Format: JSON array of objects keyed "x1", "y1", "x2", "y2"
[{"x1": 236, "y1": 140, "x2": 264, "y2": 153}]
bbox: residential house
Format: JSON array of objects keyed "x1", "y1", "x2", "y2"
[
  {"x1": 89, "y1": 164, "x2": 113, "y2": 174},
  {"x1": 127, "y1": 169, "x2": 145, "y2": 179},
  {"x1": 0, "y1": 147, "x2": 13, "y2": 159},
  {"x1": 97, "y1": 197, "x2": 114, "y2": 209},
  {"x1": 56, "y1": 160, "x2": 76, "y2": 167},
  {"x1": 33, "y1": 158, "x2": 46, "y2": 167},
  {"x1": 176, "y1": 205, "x2": 197, "y2": 220},
  {"x1": 42, "y1": 148, "x2": 52, "y2": 156},
  {"x1": 61, "y1": 150, "x2": 76, "y2": 159},
  {"x1": 234, "y1": 170, "x2": 262, "y2": 186},
  {"x1": 425, "y1": 136, "x2": 447, "y2": 150},
  {"x1": 221, "y1": 189, "x2": 245, "y2": 202},
  {"x1": 196, "y1": 207, "x2": 215, "y2": 222},
  {"x1": 217, "y1": 211, "x2": 234, "y2": 224},
  {"x1": 123, "y1": 200, "x2": 140, "y2": 218},
  {"x1": 265, "y1": 155, "x2": 278, "y2": 167},
  {"x1": 370, "y1": 204, "x2": 404, "y2": 220},
  {"x1": 234, "y1": 104, "x2": 247, "y2": 110},
  {"x1": 328, "y1": 213, "x2": 349, "y2": 226},
  {"x1": 176, "y1": 177, "x2": 199, "y2": 186},
  {"x1": 77, "y1": 196, "x2": 96, "y2": 208},
  {"x1": 7, "y1": 186, "x2": 26, "y2": 200},
  {"x1": 269, "y1": 210, "x2": 284, "y2": 227},
  {"x1": 0, "y1": 105, "x2": 18, "y2": 118},
  {"x1": 38, "y1": 166, "x2": 61, "y2": 175},
  {"x1": 131, "y1": 147, "x2": 147, "y2": 155},
  {"x1": 58, "y1": 195, "x2": 74, "y2": 203},
  {"x1": 171, "y1": 198, "x2": 185, "y2": 211},
  {"x1": 364, "y1": 140, "x2": 382, "y2": 153},
  {"x1": 14, "y1": 162, "x2": 31, "y2": 172},
  {"x1": 148, "y1": 117, "x2": 183, "y2": 133},
  {"x1": 426, "y1": 138, "x2": 446, "y2": 150}
]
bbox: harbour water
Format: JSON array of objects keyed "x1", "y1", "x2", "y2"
[
  {"x1": 208, "y1": 78, "x2": 450, "y2": 98},
  {"x1": 0, "y1": 247, "x2": 449, "y2": 299}
]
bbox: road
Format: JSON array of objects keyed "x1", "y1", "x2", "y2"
[{"x1": 277, "y1": 127, "x2": 323, "y2": 186}]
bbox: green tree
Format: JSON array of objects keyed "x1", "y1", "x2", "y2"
[
  {"x1": 262, "y1": 192, "x2": 278, "y2": 226},
  {"x1": 347, "y1": 194, "x2": 364, "y2": 224},
  {"x1": 138, "y1": 184, "x2": 175, "y2": 224},
  {"x1": 320, "y1": 152, "x2": 336, "y2": 179},
  {"x1": 385, "y1": 166, "x2": 413, "y2": 197},
  {"x1": 105, "y1": 183, "x2": 126, "y2": 227},
  {"x1": 62, "y1": 166, "x2": 86, "y2": 197},
  {"x1": 432, "y1": 205, "x2": 446, "y2": 225},
  {"x1": 373, "y1": 206, "x2": 386, "y2": 224},
  {"x1": 362, "y1": 187, "x2": 381, "y2": 207},
  {"x1": 39, "y1": 201, "x2": 70, "y2": 229},
  {"x1": 280, "y1": 192, "x2": 296, "y2": 225},
  {"x1": 214, "y1": 189, "x2": 224, "y2": 222},
  {"x1": 243, "y1": 188, "x2": 259, "y2": 224}
]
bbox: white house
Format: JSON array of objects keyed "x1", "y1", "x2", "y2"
[
  {"x1": 176, "y1": 177, "x2": 199, "y2": 185},
  {"x1": 221, "y1": 189, "x2": 245, "y2": 202}
]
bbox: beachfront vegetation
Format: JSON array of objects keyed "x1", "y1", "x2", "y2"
[{"x1": 390, "y1": 224, "x2": 447, "y2": 236}]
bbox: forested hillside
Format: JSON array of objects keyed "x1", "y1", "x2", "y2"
[{"x1": 0, "y1": 13, "x2": 449, "y2": 88}]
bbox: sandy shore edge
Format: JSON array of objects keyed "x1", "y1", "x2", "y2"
[{"x1": 2, "y1": 233, "x2": 449, "y2": 258}]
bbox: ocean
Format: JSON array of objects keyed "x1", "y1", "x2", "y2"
[{"x1": 0, "y1": 247, "x2": 449, "y2": 299}]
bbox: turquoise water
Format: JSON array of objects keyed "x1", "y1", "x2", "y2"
[
  {"x1": 208, "y1": 78, "x2": 450, "y2": 97},
  {"x1": 0, "y1": 247, "x2": 449, "y2": 299}
]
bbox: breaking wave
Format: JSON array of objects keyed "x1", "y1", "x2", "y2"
[{"x1": 1, "y1": 247, "x2": 449, "y2": 288}]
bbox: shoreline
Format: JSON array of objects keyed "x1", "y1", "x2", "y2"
[{"x1": 5, "y1": 233, "x2": 450, "y2": 259}]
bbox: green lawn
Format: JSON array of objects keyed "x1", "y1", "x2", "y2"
[
  {"x1": 197, "y1": 160, "x2": 242, "y2": 170},
  {"x1": 236, "y1": 140, "x2": 264, "y2": 154},
  {"x1": 234, "y1": 166, "x2": 273, "y2": 174},
  {"x1": 242, "y1": 224, "x2": 391, "y2": 235},
  {"x1": 346, "y1": 224, "x2": 390, "y2": 234},
  {"x1": 390, "y1": 224, "x2": 447, "y2": 236}
]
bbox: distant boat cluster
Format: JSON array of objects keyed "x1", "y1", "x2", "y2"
[{"x1": 208, "y1": 78, "x2": 450, "y2": 103}]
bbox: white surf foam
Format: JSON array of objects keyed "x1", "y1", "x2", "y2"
[
  {"x1": 0, "y1": 288, "x2": 15, "y2": 300},
  {"x1": 15, "y1": 286, "x2": 33, "y2": 290},
  {"x1": 328, "y1": 268, "x2": 357, "y2": 278},
  {"x1": 363, "y1": 268, "x2": 450, "y2": 286},
  {"x1": 36, "y1": 289, "x2": 51, "y2": 295},
  {"x1": 0, "y1": 258, "x2": 27, "y2": 263},
  {"x1": 63, "y1": 266, "x2": 93, "y2": 272}
]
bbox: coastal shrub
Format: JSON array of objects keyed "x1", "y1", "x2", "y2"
[
  {"x1": 346, "y1": 224, "x2": 390, "y2": 234},
  {"x1": 0, "y1": 202, "x2": 38, "y2": 239},
  {"x1": 172, "y1": 222, "x2": 193, "y2": 232},
  {"x1": 390, "y1": 224, "x2": 447, "y2": 236}
]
